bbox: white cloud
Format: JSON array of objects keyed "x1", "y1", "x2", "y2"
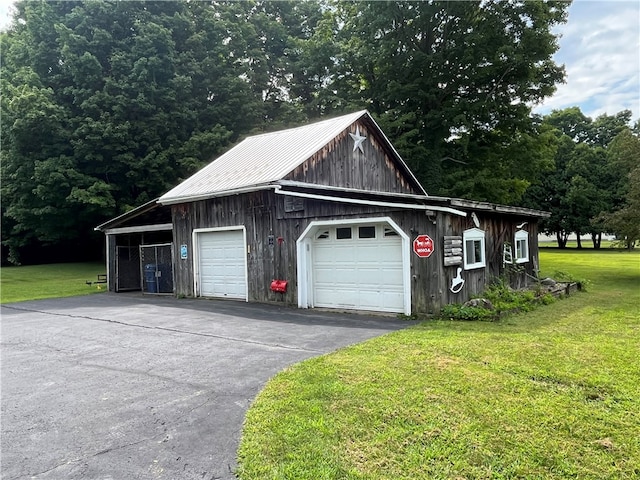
[
  {"x1": 534, "y1": 0, "x2": 640, "y2": 120},
  {"x1": 0, "y1": 0, "x2": 14, "y2": 31}
]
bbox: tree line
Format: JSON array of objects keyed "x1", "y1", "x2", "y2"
[
  {"x1": 1, "y1": 0, "x2": 637, "y2": 264},
  {"x1": 523, "y1": 108, "x2": 640, "y2": 249}
]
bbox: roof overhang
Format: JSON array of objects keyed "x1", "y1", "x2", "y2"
[
  {"x1": 158, "y1": 184, "x2": 280, "y2": 206},
  {"x1": 446, "y1": 198, "x2": 551, "y2": 218},
  {"x1": 95, "y1": 198, "x2": 162, "y2": 232},
  {"x1": 102, "y1": 223, "x2": 173, "y2": 235},
  {"x1": 276, "y1": 182, "x2": 550, "y2": 219}
]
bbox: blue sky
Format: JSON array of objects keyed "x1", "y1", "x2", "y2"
[
  {"x1": 1, "y1": 0, "x2": 638, "y2": 121},
  {"x1": 533, "y1": 0, "x2": 640, "y2": 121}
]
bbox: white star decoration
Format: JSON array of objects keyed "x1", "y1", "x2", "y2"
[{"x1": 349, "y1": 126, "x2": 367, "y2": 153}]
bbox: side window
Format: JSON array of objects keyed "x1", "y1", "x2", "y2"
[
  {"x1": 515, "y1": 230, "x2": 529, "y2": 263},
  {"x1": 463, "y1": 228, "x2": 486, "y2": 270},
  {"x1": 384, "y1": 227, "x2": 399, "y2": 237}
]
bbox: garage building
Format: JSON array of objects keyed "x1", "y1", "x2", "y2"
[{"x1": 97, "y1": 110, "x2": 548, "y2": 315}]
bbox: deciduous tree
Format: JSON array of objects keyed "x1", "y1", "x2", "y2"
[
  {"x1": 1, "y1": 1, "x2": 271, "y2": 262},
  {"x1": 307, "y1": 0, "x2": 569, "y2": 201}
]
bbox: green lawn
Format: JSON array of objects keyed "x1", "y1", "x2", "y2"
[
  {"x1": 0, "y1": 262, "x2": 107, "y2": 304},
  {"x1": 237, "y1": 249, "x2": 640, "y2": 479}
]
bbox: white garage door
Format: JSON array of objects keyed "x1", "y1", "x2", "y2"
[
  {"x1": 197, "y1": 229, "x2": 246, "y2": 299},
  {"x1": 312, "y1": 224, "x2": 404, "y2": 313}
]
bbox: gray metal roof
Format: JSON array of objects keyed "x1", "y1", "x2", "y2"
[{"x1": 159, "y1": 110, "x2": 372, "y2": 205}]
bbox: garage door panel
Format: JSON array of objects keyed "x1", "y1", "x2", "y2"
[
  {"x1": 355, "y1": 244, "x2": 399, "y2": 262},
  {"x1": 198, "y1": 230, "x2": 246, "y2": 300},
  {"x1": 315, "y1": 288, "x2": 357, "y2": 308},
  {"x1": 380, "y1": 291, "x2": 404, "y2": 309},
  {"x1": 374, "y1": 267, "x2": 403, "y2": 284},
  {"x1": 313, "y1": 267, "x2": 360, "y2": 285}
]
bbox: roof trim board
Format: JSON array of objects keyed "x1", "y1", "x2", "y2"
[
  {"x1": 449, "y1": 198, "x2": 551, "y2": 218},
  {"x1": 158, "y1": 184, "x2": 279, "y2": 206},
  {"x1": 103, "y1": 223, "x2": 173, "y2": 235}
]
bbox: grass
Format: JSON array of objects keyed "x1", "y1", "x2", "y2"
[
  {"x1": 237, "y1": 249, "x2": 640, "y2": 479},
  {"x1": 0, "y1": 262, "x2": 107, "y2": 304}
]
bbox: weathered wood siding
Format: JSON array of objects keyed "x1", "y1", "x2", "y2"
[
  {"x1": 410, "y1": 211, "x2": 540, "y2": 312},
  {"x1": 285, "y1": 120, "x2": 419, "y2": 194},
  {"x1": 172, "y1": 191, "x2": 541, "y2": 314}
]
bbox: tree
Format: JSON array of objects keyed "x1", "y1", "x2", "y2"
[
  {"x1": 1, "y1": 0, "x2": 292, "y2": 263},
  {"x1": 522, "y1": 133, "x2": 575, "y2": 248},
  {"x1": 1, "y1": 0, "x2": 573, "y2": 263},
  {"x1": 522, "y1": 107, "x2": 637, "y2": 248},
  {"x1": 303, "y1": 0, "x2": 569, "y2": 200},
  {"x1": 597, "y1": 129, "x2": 640, "y2": 249},
  {"x1": 564, "y1": 143, "x2": 614, "y2": 248}
]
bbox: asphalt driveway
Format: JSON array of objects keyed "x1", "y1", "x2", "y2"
[{"x1": 1, "y1": 294, "x2": 411, "y2": 479}]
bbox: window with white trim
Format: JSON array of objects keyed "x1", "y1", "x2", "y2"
[
  {"x1": 463, "y1": 228, "x2": 486, "y2": 270},
  {"x1": 515, "y1": 230, "x2": 529, "y2": 263}
]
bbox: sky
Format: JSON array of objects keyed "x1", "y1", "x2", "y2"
[
  {"x1": 532, "y1": 0, "x2": 640, "y2": 120},
  {"x1": 0, "y1": 0, "x2": 638, "y2": 121}
]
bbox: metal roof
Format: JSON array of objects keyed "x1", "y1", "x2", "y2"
[
  {"x1": 159, "y1": 110, "x2": 370, "y2": 205},
  {"x1": 159, "y1": 110, "x2": 413, "y2": 205},
  {"x1": 94, "y1": 198, "x2": 166, "y2": 231}
]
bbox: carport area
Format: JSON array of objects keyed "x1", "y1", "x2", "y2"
[{"x1": 1, "y1": 294, "x2": 410, "y2": 479}]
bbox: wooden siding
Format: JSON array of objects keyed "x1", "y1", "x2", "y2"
[
  {"x1": 172, "y1": 191, "x2": 541, "y2": 314},
  {"x1": 285, "y1": 120, "x2": 419, "y2": 195}
]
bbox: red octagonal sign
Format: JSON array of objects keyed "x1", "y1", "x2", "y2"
[{"x1": 413, "y1": 234, "x2": 434, "y2": 258}]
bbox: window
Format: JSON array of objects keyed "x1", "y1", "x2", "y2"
[
  {"x1": 358, "y1": 226, "x2": 376, "y2": 239},
  {"x1": 316, "y1": 230, "x2": 329, "y2": 240},
  {"x1": 384, "y1": 227, "x2": 399, "y2": 237},
  {"x1": 336, "y1": 227, "x2": 352, "y2": 240},
  {"x1": 515, "y1": 230, "x2": 529, "y2": 263},
  {"x1": 463, "y1": 228, "x2": 486, "y2": 270}
]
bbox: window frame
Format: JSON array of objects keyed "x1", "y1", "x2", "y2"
[
  {"x1": 515, "y1": 230, "x2": 530, "y2": 263},
  {"x1": 463, "y1": 228, "x2": 486, "y2": 270}
]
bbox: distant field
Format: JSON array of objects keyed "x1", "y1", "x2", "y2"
[
  {"x1": 237, "y1": 248, "x2": 640, "y2": 479},
  {"x1": 538, "y1": 240, "x2": 618, "y2": 249},
  {"x1": 1, "y1": 262, "x2": 107, "y2": 304}
]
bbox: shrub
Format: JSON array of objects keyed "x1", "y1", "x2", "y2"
[
  {"x1": 440, "y1": 304, "x2": 496, "y2": 322},
  {"x1": 439, "y1": 277, "x2": 563, "y2": 321},
  {"x1": 539, "y1": 293, "x2": 556, "y2": 305},
  {"x1": 552, "y1": 270, "x2": 590, "y2": 291}
]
